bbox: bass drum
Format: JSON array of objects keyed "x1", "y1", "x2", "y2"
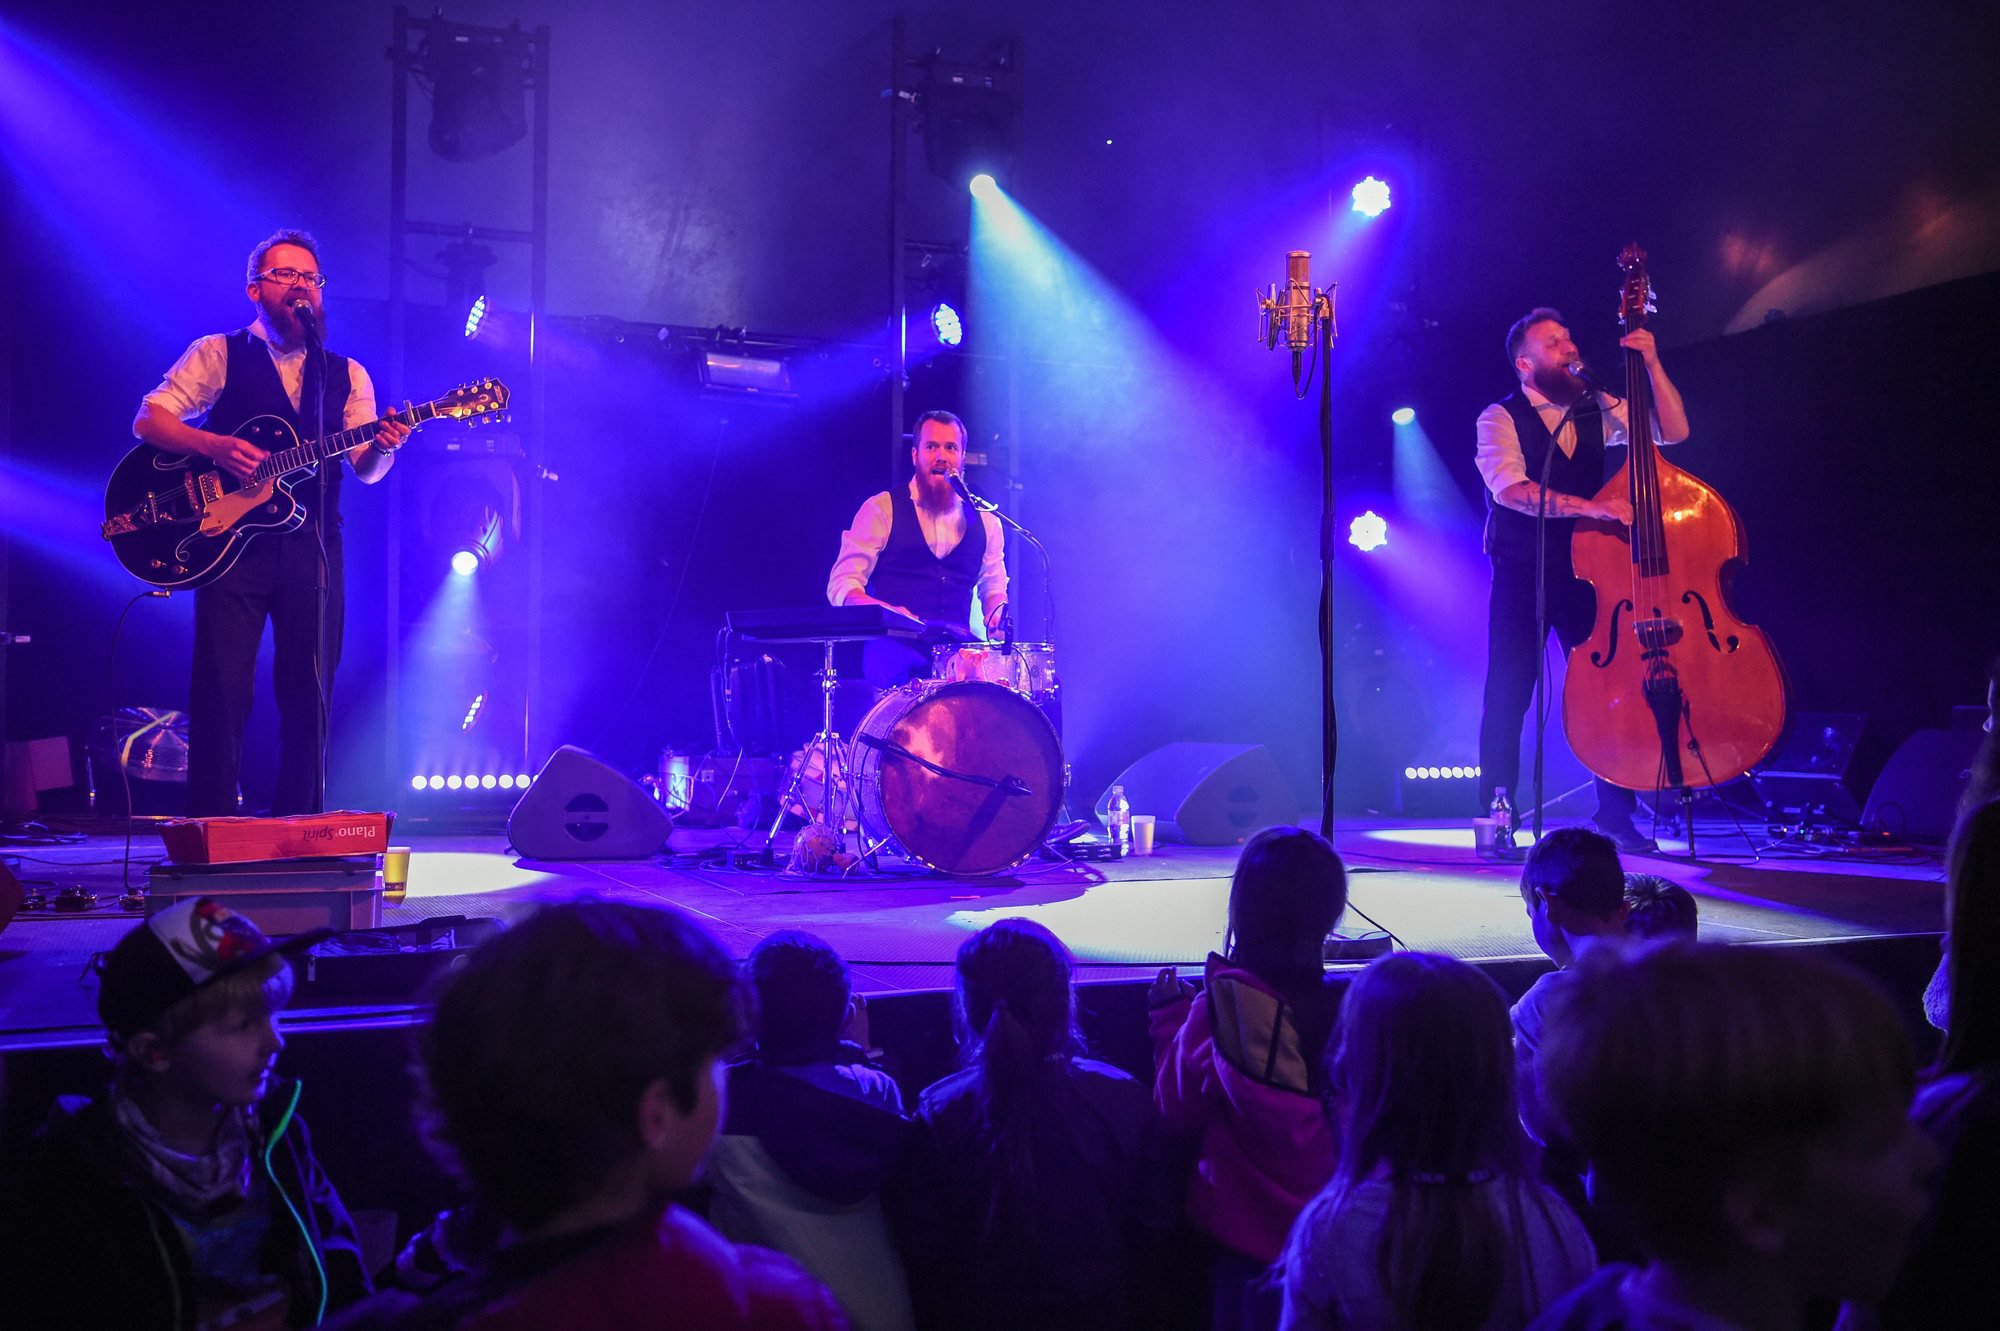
[{"x1": 852, "y1": 679, "x2": 1064, "y2": 876}]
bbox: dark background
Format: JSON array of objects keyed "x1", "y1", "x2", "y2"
[{"x1": 2, "y1": 0, "x2": 1996, "y2": 818}]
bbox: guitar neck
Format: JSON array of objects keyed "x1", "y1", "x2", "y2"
[{"x1": 256, "y1": 402, "x2": 439, "y2": 480}]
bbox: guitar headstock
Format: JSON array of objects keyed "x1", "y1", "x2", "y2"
[
  {"x1": 435, "y1": 378, "x2": 512, "y2": 427},
  {"x1": 1616, "y1": 243, "x2": 1657, "y2": 331}
]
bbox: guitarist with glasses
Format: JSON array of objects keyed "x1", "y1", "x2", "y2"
[{"x1": 133, "y1": 228, "x2": 409, "y2": 817}]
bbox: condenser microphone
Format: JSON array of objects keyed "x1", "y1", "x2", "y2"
[
  {"x1": 1566, "y1": 361, "x2": 1621, "y2": 402},
  {"x1": 948, "y1": 472, "x2": 997, "y2": 512},
  {"x1": 1285, "y1": 250, "x2": 1313, "y2": 357},
  {"x1": 290, "y1": 298, "x2": 322, "y2": 349}
]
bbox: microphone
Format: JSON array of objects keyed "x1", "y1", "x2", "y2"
[
  {"x1": 1566, "y1": 361, "x2": 1621, "y2": 401},
  {"x1": 1285, "y1": 251, "x2": 1313, "y2": 354},
  {"x1": 948, "y1": 472, "x2": 997, "y2": 512},
  {"x1": 290, "y1": 298, "x2": 322, "y2": 349}
]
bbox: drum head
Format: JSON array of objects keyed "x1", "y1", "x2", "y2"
[{"x1": 856, "y1": 681, "x2": 1063, "y2": 876}]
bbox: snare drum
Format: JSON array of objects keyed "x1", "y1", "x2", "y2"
[
  {"x1": 851, "y1": 679, "x2": 1064, "y2": 876},
  {"x1": 931, "y1": 641, "x2": 1059, "y2": 700}
]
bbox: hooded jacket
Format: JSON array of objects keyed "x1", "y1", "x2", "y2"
[{"x1": 1148, "y1": 953, "x2": 1339, "y2": 1263}]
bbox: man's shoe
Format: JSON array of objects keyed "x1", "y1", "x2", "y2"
[{"x1": 1593, "y1": 817, "x2": 1658, "y2": 855}]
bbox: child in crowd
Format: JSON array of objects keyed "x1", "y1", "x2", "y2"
[
  {"x1": 1843, "y1": 793, "x2": 2000, "y2": 1328},
  {"x1": 327, "y1": 900, "x2": 844, "y2": 1330},
  {"x1": 896, "y1": 917, "x2": 1170, "y2": 1330},
  {"x1": 0, "y1": 897, "x2": 370, "y2": 1330},
  {"x1": 1620, "y1": 873, "x2": 1698, "y2": 941},
  {"x1": 1149, "y1": 826, "x2": 1348, "y2": 1330},
  {"x1": 1280, "y1": 952, "x2": 1595, "y2": 1331},
  {"x1": 1511, "y1": 828, "x2": 1627, "y2": 1146},
  {"x1": 1528, "y1": 942, "x2": 1936, "y2": 1331},
  {"x1": 707, "y1": 931, "x2": 918, "y2": 1331}
]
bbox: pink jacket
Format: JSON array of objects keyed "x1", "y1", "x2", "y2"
[{"x1": 1148, "y1": 953, "x2": 1337, "y2": 1264}]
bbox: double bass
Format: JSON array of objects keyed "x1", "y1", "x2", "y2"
[{"x1": 1563, "y1": 245, "x2": 1786, "y2": 799}]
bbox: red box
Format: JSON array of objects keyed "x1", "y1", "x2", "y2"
[{"x1": 158, "y1": 811, "x2": 394, "y2": 865}]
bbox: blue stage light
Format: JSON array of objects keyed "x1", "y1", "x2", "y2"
[
  {"x1": 463, "y1": 294, "x2": 487, "y2": 339},
  {"x1": 450, "y1": 549, "x2": 481, "y2": 577},
  {"x1": 930, "y1": 302, "x2": 964, "y2": 346},
  {"x1": 969, "y1": 172, "x2": 998, "y2": 197},
  {"x1": 1349, "y1": 510, "x2": 1390, "y2": 553},
  {"x1": 1391, "y1": 406, "x2": 1416, "y2": 426},
  {"x1": 1351, "y1": 176, "x2": 1392, "y2": 218}
]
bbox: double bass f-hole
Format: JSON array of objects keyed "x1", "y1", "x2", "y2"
[
  {"x1": 1680, "y1": 589, "x2": 1740, "y2": 654},
  {"x1": 1589, "y1": 598, "x2": 1636, "y2": 668}
]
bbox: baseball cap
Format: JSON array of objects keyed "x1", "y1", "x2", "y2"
[{"x1": 96, "y1": 898, "x2": 330, "y2": 1038}]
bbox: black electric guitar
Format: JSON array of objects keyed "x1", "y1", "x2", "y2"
[{"x1": 101, "y1": 379, "x2": 508, "y2": 589}]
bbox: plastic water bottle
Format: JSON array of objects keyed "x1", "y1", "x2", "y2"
[
  {"x1": 1105, "y1": 785, "x2": 1132, "y2": 857},
  {"x1": 1490, "y1": 787, "x2": 1517, "y2": 854}
]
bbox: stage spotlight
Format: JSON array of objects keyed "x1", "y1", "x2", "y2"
[
  {"x1": 1391, "y1": 406, "x2": 1416, "y2": 425},
  {"x1": 448, "y1": 507, "x2": 502, "y2": 577},
  {"x1": 919, "y1": 53, "x2": 1018, "y2": 191},
  {"x1": 1350, "y1": 176, "x2": 1392, "y2": 218},
  {"x1": 479, "y1": 774, "x2": 498, "y2": 790},
  {"x1": 969, "y1": 172, "x2": 998, "y2": 198},
  {"x1": 498, "y1": 774, "x2": 516, "y2": 790},
  {"x1": 421, "y1": 27, "x2": 530, "y2": 162},
  {"x1": 1348, "y1": 510, "x2": 1390, "y2": 553},
  {"x1": 446, "y1": 775, "x2": 464, "y2": 791},
  {"x1": 696, "y1": 348, "x2": 796, "y2": 401},
  {"x1": 930, "y1": 301, "x2": 964, "y2": 346},
  {"x1": 427, "y1": 775, "x2": 446, "y2": 790},
  {"x1": 409, "y1": 775, "x2": 426, "y2": 791},
  {"x1": 463, "y1": 294, "x2": 487, "y2": 340},
  {"x1": 1404, "y1": 766, "x2": 1418, "y2": 780}
]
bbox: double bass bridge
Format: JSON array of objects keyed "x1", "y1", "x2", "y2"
[{"x1": 1635, "y1": 614, "x2": 1684, "y2": 658}]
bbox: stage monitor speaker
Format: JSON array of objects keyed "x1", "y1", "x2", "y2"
[
  {"x1": 1750, "y1": 712, "x2": 1867, "y2": 826},
  {"x1": 1862, "y1": 729, "x2": 1983, "y2": 843},
  {"x1": 508, "y1": 745, "x2": 674, "y2": 861},
  {"x1": 1095, "y1": 742, "x2": 1301, "y2": 846}
]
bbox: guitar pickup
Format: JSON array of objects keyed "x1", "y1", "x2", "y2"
[{"x1": 1635, "y1": 617, "x2": 1684, "y2": 652}]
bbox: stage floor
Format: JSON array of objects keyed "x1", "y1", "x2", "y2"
[{"x1": 0, "y1": 816, "x2": 1949, "y2": 1048}]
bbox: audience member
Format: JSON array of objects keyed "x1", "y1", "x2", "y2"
[
  {"x1": 1620, "y1": 873, "x2": 1697, "y2": 942},
  {"x1": 895, "y1": 917, "x2": 1170, "y2": 1330},
  {"x1": 1149, "y1": 826, "x2": 1348, "y2": 1330},
  {"x1": 1279, "y1": 952, "x2": 1594, "y2": 1331},
  {"x1": 1920, "y1": 662, "x2": 1999, "y2": 1034},
  {"x1": 327, "y1": 900, "x2": 844, "y2": 1330},
  {"x1": 1512, "y1": 828, "x2": 1628, "y2": 1147},
  {"x1": 1527, "y1": 942, "x2": 1935, "y2": 1331},
  {"x1": 0, "y1": 898, "x2": 370, "y2": 1330},
  {"x1": 708, "y1": 931, "x2": 918, "y2": 1331},
  {"x1": 1843, "y1": 795, "x2": 2000, "y2": 1328}
]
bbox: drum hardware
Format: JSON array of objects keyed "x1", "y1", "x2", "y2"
[{"x1": 764, "y1": 640, "x2": 853, "y2": 859}]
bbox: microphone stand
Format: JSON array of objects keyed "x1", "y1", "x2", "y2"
[
  {"x1": 1259, "y1": 270, "x2": 1339, "y2": 839},
  {"x1": 298, "y1": 302, "x2": 331, "y2": 816}
]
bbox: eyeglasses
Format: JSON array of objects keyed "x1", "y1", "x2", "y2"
[{"x1": 257, "y1": 268, "x2": 328, "y2": 289}]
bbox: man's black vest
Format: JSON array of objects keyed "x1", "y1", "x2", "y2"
[
  {"x1": 865, "y1": 486, "x2": 988, "y2": 629},
  {"x1": 198, "y1": 328, "x2": 354, "y2": 530},
  {"x1": 1483, "y1": 389, "x2": 1607, "y2": 562}
]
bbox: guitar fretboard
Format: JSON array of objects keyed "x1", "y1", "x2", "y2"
[{"x1": 251, "y1": 401, "x2": 445, "y2": 483}]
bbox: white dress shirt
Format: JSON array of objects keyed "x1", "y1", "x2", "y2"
[
  {"x1": 826, "y1": 477, "x2": 1009, "y2": 635},
  {"x1": 143, "y1": 320, "x2": 383, "y2": 449},
  {"x1": 1475, "y1": 381, "x2": 1679, "y2": 498}
]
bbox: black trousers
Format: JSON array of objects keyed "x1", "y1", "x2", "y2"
[
  {"x1": 1477, "y1": 546, "x2": 1636, "y2": 823},
  {"x1": 187, "y1": 525, "x2": 342, "y2": 817}
]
